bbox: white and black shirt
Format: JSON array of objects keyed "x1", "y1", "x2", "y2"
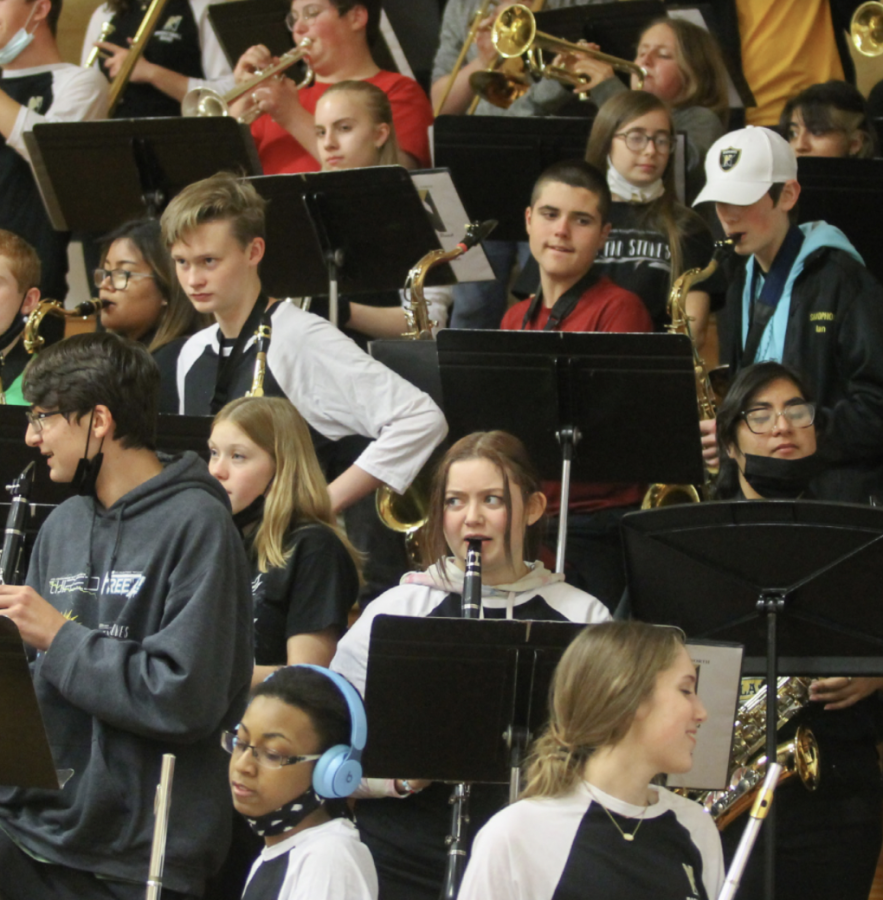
[
  {"x1": 459, "y1": 781, "x2": 724, "y2": 900},
  {"x1": 242, "y1": 818, "x2": 378, "y2": 900}
]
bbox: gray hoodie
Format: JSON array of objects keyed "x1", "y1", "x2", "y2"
[{"x1": 0, "y1": 451, "x2": 254, "y2": 895}]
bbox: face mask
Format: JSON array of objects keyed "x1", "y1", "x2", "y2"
[
  {"x1": 241, "y1": 786, "x2": 325, "y2": 838},
  {"x1": 0, "y1": 5, "x2": 39, "y2": 66},
  {"x1": 232, "y1": 494, "x2": 264, "y2": 531},
  {"x1": 606, "y1": 155, "x2": 666, "y2": 204},
  {"x1": 741, "y1": 453, "x2": 824, "y2": 500},
  {"x1": 72, "y1": 409, "x2": 105, "y2": 497}
]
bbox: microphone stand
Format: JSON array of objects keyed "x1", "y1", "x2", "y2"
[{"x1": 439, "y1": 538, "x2": 483, "y2": 900}]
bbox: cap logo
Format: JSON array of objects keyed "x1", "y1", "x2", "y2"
[{"x1": 720, "y1": 148, "x2": 741, "y2": 171}]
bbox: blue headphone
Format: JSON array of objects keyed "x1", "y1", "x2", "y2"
[{"x1": 297, "y1": 665, "x2": 367, "y2": 799}]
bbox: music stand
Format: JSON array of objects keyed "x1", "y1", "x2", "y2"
[
  {"x1": 796, "y1": 156, "x2": 883, "y2": 287},
  {"x1": 248, "y1": 168, "x2": 453, "y2": 325},
  {"x1": 437, "y1": 330, "x2": 704, "y2": 571},
  {"x1": 433, "y1": 117, "x2": 592, "y2": 242},
  {"x1": 24, "y1": 118, "x2": 262, "y2": 230},
  {"x1": 622, "y1": 500, "x2": 883, "y2": 900},
  {"x1": 208, "y1": 0, "x2": 296, "y2": 66},
  {"x1": 0, "y1": 618, "x2": 61, "y2": 789}
]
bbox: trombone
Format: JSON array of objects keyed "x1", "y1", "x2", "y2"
[
  {"x1": 84, "y1": 19, "x2": 116, "y2": 69},
  {"x1": 852, "y1": 2, "x2": 883, "y2": 56},
  {"x1": 434, "y1": 0, "x2": 498, "y2": 116},
  {"x1": 181, "y1": 39, "x2": 313, "y2": 124},
  {"x1": 480, "y1": 3, "x2": 646, "y2": 107}
]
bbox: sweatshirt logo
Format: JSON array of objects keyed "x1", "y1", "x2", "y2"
[
  {"x1": 50, "y1": 573, "x2": 100, "y2": 596},
  {"x1": 101, "y1": 571, "x2": 146, "y2": 600},
  {"x1": 720, "y1": 148, "x2": 740, "y2": 171},
  {"x1": 49, "y1": 570, "x2": 145, "y2": 600}
]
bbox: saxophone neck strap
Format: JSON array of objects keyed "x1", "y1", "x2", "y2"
[{"x1": 521, "y1": 268, "x2": 601, "y2": 331}]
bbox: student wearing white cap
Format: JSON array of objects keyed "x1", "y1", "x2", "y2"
[
  {"x1": 693, "y1": 126, "x2": 883, "y2": 900},
  {"x1": 694, "y1": 125, "x2": 883, "y2": 505}
]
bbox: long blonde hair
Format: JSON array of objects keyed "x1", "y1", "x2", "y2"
[
  {"x1": 586, "y1": 90, "x2": 707, "y2": 290},
  {"x1": 522, "y1": 621, "x2": 684, "y2": 800},
  {"x1": 212, "y1": 397, "x2": 362, "y2": 577}
]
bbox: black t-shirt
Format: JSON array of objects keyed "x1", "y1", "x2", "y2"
[
  {"x1": 105, "y1": 0, "x2": 204, "y2": 118},
  {"x1": 250, "y1": 522, "x2": 358, "y2": 666}
]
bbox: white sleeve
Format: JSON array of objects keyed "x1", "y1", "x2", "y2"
[
  {"x1": 80, "y1": 4, "x2": 111, "y2": 65},
  {"x1": 186, "y1": 0, "x2": 234, "y2": 94},
  {"x1": 458, "y1": 817, "x2": 524, "y2": 900},
  {"x1": 329, "y1": 603, "x2": 377, "y2": 697},
  {"x1": 269, "y1": 304, "x2": 448, "y2": 493},
  {"x1": 8, "y1": 66, "x2": 109, "y2": 161}
]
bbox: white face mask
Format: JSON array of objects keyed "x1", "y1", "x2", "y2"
[{"x1": 0, "y1": 4, "x2": 39, "y2": 66}]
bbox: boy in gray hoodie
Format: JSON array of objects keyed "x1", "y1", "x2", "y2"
[{"x1": 0, "y1": 333, "x2": 254, "y2": 900}]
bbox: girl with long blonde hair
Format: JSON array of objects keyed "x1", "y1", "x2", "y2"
[
  {"x1": 459, "y1": 621, "x2": 723, "y2": 900},
  {"x1": 209, "y1": 396, "x2": 361, "y2": 686}
]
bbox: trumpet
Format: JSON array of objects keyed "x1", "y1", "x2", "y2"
[
  {"x1": 24, "y1": 299, "x2": 105, "y2": 356},
  {"x1": 182, "y1": 39, "x2": 313, "y2": 124},
  {"x1": 852, "y1": 2, "x2": 883, "y2": 56},
  {"x1": 479, "y1": 3, "x2": 646, "y2": 107}
]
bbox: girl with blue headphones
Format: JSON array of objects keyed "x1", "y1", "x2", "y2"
[{"x1": 223, "y1": 665, "x2": 376, "y2": 900}]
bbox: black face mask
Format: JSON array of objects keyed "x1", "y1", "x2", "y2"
[
  {"x1": 742, "y1": 453, "x2": 824, "y2": 500},
  {"x1": 241, "y1": 786, "x2": 325, "y2": 838},
  {"x1": 72, "y1": 409, "x2": 105, "y2": 497},
  {"x1": 232, "y1": 494, "x2": 265, "y2": 531}
]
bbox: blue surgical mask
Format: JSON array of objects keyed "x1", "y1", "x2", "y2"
[{"x1": 0, "y1": 5, "x2": 39, "y2": 66}]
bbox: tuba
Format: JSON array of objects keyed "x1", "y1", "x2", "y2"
[
  {"x1": 23, "y1": 299, "x2": 104, "y2": 355},
  {"x1": 376, "y1": 221, "x2": 498, "y2": 553},
  {"x1": 641, "y1": 239, "x2": 733, "y2": 508},
  {"x1": 685, "y1": 677, "x2": 819, "y2": 830}
]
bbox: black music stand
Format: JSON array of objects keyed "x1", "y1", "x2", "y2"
[
  {"x1": 208, "y1": 0, "x2": 296, "y2": 66},
  {"x1": 437, "y1": 329, "x2": 703, "y2": 571},
  {"x1": 24, "y1": 118, "x2": 261, "y2": 230},
  {"x1": 796, "y1": 156, "x2": 883, "y2": 287},
  {"x1": 622, "y1": 500, "x2": 883, "y2": 900},
  {"x1": 362, "y1": 614, "x2": 584, "y2": 798},
  {"x1": 248, "y1": 168, "x2": 452, "y2": 324},
  {"x1": 0, "y1": 618, "x2": 61, "y2": 789},
  {"x1": 433, "y1": 117, "x2": 592, "y2": 241}
]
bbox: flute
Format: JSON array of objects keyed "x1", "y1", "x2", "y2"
[{"x1": 146, "y1": 754, "x2": 176, "y2": 900}]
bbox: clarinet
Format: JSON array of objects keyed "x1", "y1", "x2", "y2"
[
  {"x1": 0, "y1": 462, "x2": 35, "y2": 586},
  {"x1": 440, "y1": 538, "x2": 484, "y2": 900}
]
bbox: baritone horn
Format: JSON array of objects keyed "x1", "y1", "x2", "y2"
[
  {"x1": 182, "y1": 39, "x2": 313, "y2": 123},
  {"x1": 485, "y1": 3, "x2": 646, "y2": 103},
  {"x1": 852, "y1": 2, "x2": 883, "y2": 56}
]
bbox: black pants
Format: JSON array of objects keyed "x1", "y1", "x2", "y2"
[{"x1": 0, "y1": 827, "x2": 198, "y2": 900}]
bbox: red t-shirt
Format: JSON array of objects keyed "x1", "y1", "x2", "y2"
[
  {"x1": 501, "y1": 275, "x2": 652, "y2": 514},
  {"x1": 250, "y1": 70, "x2": 433, "y2": 174}
]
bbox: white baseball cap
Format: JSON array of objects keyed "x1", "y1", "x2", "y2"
[{"x1": 692, "y1": 126, "x2": 798, "y2": 207}]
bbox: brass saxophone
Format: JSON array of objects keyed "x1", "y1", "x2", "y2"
[
  {"x1": 23, "y1": 299, "x2": 104, "y2": 355},
  {"x1": 642, "y1": 239, "x2": 733, "y2": 508},
  {"x1": 686, "y1": 677, "x2": 820, "y2": 830},
  {"x1": 246, "y1": 321, "x2": 272, "y2": 397},
  {"x1": 377, "y1": 220, "x2": 498, "y2": 550}
]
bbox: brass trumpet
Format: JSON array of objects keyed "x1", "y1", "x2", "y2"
[
  {"x1": 24, "y1": 299, "x2": 104, "y2": 355},
  {"x1": 477, "y1": 3, "x2": 646, "y2": 108},
  {"x1": 182, "y1": 39, "x2": 313, "y2": 124},
  {"x1": 852, "y1": 2, "x2": 883, "y2": 56}
]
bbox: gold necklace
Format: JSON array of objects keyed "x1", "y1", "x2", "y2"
[{"x1": 587, "y1": 786, "x2": 648, "y2": 842}]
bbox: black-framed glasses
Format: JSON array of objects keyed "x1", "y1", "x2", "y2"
[
  {"x1": 613, "y1": 130, "x2": 673, "y2": 153},
  {"x1": 742, "y1": 402, "x2": 816, "y2": 435},
  {"x1": 93, "y1": 268, "x2": 156, "y2": 290},
  {"x1": 285, "y1": 3, "x2": 329, "y2": 30},
  {"x1": 25, "y1": 409, "x2": 68, "y2": 433},
  {"x1": 221, "y1": 731, "x2": 322, "y2": 769}
]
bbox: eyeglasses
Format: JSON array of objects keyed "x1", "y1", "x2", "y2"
[
  {"x1": 25, "y1": 409, "x2": 68, "y2": 433},
  {"x1": 614, "y1": 130, "x2": 673, "y2": 153},
  {"x1": 285, "y1": 3, "x2": 329, "y2": 30},
  {"x1": 93, "y1": 268, "x2": 156, "y2": 290},
  {"x1": 221, "y1": 731, "x2": 322, "y2": 769},
  {"x1": 742, "y1": 402, "x2": 816, "y2": 435}
]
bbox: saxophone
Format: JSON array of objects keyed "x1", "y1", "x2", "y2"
[
  {"x1": 685, "y1": 677, "x2": 820, "y2": 830},
  {"x1": 23, "y1": 299, "x2": 104, "y2": 355},
  {"x1": 377, "y1": 220, "x2": 498, "y2": 553},
  {"x1": 246, "y1": 321, "x2": 272, "y2": 397},
  {"x1": 642, "y1": 239, "x2": 733, "y2": 508}
]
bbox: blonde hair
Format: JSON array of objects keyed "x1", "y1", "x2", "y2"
[
  {"x1": 0, "y1": 229, "x2": 40, "y2": 293},
  {"x1": 212, "y1": 397, "x2": 362, "y2": 577},
  {"x1": 321, "y1": 80, "x2": 400, "y2": 166},
  {"x1": 522, "y1": 621, "x2": 684, "y2": 800},
  {"x1": 586, "y1": 91, "x2": 707, "y2": 290},
  {"x1": 161, "y1": 171, "x2": 266, "y2": 249}
]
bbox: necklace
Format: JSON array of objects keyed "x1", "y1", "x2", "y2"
[{"x1": 587, "y1": 785, "x2": 648, "y2": 842}]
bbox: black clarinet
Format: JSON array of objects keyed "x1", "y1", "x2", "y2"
[
  {"x1": 440, "y1": 538, "x2": 484, "y2": 899},
  {"x1": 0, "y1": 462, "x2": 35, "y2": 585}
]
